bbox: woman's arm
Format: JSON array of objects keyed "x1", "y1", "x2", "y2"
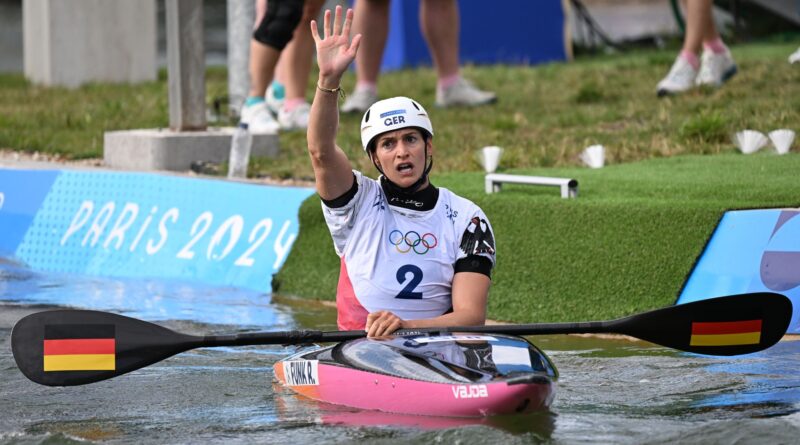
[
  {"x1": 365, "y1": 271, "x2": 489, "y2": 337},
  {"x1": 308, "y1": 6, "x2": 362, "y2": 200},
  {"x1": 407, "y1": 271, "x2": 489, "y2": 327}
]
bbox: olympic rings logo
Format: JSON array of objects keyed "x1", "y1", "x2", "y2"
[{"x1": 389, "y1": 230, "x2": 438, "y2": 254}]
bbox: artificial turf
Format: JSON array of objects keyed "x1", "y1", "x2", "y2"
[{"x1": 275, "y1": 153, "x2": 800, "y2": 323}]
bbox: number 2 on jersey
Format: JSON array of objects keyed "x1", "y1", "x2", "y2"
[{"x1": 395, "y1": 264, "x2": 423, "y2": 299}]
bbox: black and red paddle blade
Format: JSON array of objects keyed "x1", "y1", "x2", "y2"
[
  {"x1": 398, "y1": 292, "x2": 793, "y2": 356},
  {"x1": 613, "y1": 292, "x2": 793, "y2": 356},
  {"x1": 11, "y1": 309, "x2": 203, "y2": 386}
]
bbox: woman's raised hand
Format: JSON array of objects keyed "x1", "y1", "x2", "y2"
[{"x1": 311, "y1": 6, "x2": 361, "y2": 85}]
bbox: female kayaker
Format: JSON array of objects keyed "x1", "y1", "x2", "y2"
[{"x1": 307, "y1": 6, "x2": 496, "y2": 337}]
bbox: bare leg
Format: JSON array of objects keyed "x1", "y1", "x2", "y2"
[
  {"x1": 656, "y1": 0, "x2": 720, "y2": 96},
  {"x1": 682, "y1": 0, "x2": 715, "y2": 54},
  {"x1": 282, "y1": 0, "x2": 325, "y2": 102},
  {"x1": 419, "y1": 0, "x2": 459, "y2": 79},
  {"x1": 689, "y1": 0, "x2": 736, "y2": 87},
  {"x1": 422, "y1": 0, "x2": 494, "y2": 106},
  {"x1": 249, "y1": 42, "x2": 280, "y2": 98},
  {"x1": 248, "y1": 0, "x2": 279, "y2": 98},
  {"x1": 351, "y1": 0, "x2": 390, "y2": 86},
  {"x1": 699, "y1": 2, "x2": 721, "y2": 44}
]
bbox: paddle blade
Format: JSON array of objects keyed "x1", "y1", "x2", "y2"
[
  {"x1": 615, "y1": 292, "x2": 792, "y2": 356},
  {"x1": 12, "y1": 310, "x2": 203, "y2": 386}
]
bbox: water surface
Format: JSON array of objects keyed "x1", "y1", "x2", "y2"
[{"x1": 2, "y1": 260, "x2": 800, "y2": 444}]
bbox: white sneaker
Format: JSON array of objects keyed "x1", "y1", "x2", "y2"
[
  {"x1": 266, "y1": 82, "x2": 285, "y2": 114},
  {"x1": 790, "y1": 47, "x2": 800, "y2": 64},
  {"x1": 435, "y1": 77, "x2": 496, "y2": 108},
  {"x1": 341, "y1": 88, "x2": 379, "y2": 114},
  {"x1": 278, "y1": 103, "x2": 311, "y2": 131},
  {"x1": 656, "y1": 56, "x2": 698, "y2": 97},
  {"x1": 696, "y1": 49, "x2": 738, "y2": 87},
  {"x1": 240, "y1": 101, "x2": 280, "y2": 133}
]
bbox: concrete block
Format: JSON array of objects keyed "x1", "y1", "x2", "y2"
[
  {"x1": 103, "y1": 128, "x2": 279, "y2": 172},
  {"x1": 24, "y1": 0, "x2": 157, "y2": 88}
]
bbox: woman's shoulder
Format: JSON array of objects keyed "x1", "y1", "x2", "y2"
[
  {"x1": 352, "y1": 170, "x2": 382, "y2": 197},
  {"x1": 437, "y1": 187, "x2": 482, "y2": 214}
]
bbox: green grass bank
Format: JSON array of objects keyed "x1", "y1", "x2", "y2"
[
  {"x1": 2, "y1": 41, "x2": 798, "y2": 177},
  {"x1": 275, "y1": 153, "x2": 800, "y2": 323}
]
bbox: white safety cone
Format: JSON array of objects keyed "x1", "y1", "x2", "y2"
[
  {"x1": 768, "y1": 129, "x2": 795, "y2": 155},
  {"x1": 479, "y1": 146, "x2": 503, "y2": 173},
  {"x1": 580, "y1": 145, "x2": 605, "y2": 169},
  {"x1": 734, "y1": 130, "x2": 768, "y2": 154}
]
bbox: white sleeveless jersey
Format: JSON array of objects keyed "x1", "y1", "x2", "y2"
[{"x1": 322, "y1": 171, "x2": 496, "y2": 330}]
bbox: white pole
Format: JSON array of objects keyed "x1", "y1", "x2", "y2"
[{"x1": 227, "y1": 0, "x2": 254, "y2": 118}]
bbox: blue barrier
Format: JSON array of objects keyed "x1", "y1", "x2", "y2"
[
  {"x1": 678, "y1": 209, "x2": 800, "y2": 334},
  {"x1": 0, "y1": 168, "x2": 315, "y2": 292},
  {"x1": 380, "y1": 0, "x2": 570, "y2": 71}
]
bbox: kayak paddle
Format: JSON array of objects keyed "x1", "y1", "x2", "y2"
[{"x1": 12, "y1": 291, "x2": 792, "y2": 386}]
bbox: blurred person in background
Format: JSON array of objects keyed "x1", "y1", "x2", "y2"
[
  {"x1": 340, "y1": 0, "x2": 496, "y2": 113},
  {"x1": 240, "y1": 0, "x2": 325, "y2": 132},
  {"x1": 657, "y1": 0, "x2": 737, "y2": 97}
]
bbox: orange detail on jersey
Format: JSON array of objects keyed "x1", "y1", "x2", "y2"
[{"x1": 336, "y1": 257, "x2": 369, "y2": 330}]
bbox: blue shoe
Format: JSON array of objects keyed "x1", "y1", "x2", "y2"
[{"x1": 266, "y1": 81, "x2": 285, "y2": 115}]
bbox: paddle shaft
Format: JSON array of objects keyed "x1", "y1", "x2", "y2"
[
  {"x1": 203, "y1": 320, "x2": 615, "y2": 347},
  {"x1": 203, "y1": 329, "x2": 365, "y2": 347}
]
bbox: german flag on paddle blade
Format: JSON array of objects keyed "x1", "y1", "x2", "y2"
[
  {"x1": 689, "y1": 319, "x2": 762, "y2": 347},
  {"x1": 43, "y1": 324, "x2": 116, "y2": 372}
]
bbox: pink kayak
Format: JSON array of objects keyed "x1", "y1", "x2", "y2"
[{"x1": 274, "y1": 332, "x2": 557, "y2": 417}]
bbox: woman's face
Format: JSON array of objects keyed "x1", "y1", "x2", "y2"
[{"x1": 371, "y1": 128, "x2": 433, "y2": 188}]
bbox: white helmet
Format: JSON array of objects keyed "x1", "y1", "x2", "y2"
[{"x1": 360, "y1": 96, "x2": 434, "y2": 152}]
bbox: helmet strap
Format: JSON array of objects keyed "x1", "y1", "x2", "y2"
[
  {"x1": 378, "y1": 150, "x2": 433, "y2": 197},
  {"x1": 370, "y1": 151, "x2": 386, "y2": 177}
]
